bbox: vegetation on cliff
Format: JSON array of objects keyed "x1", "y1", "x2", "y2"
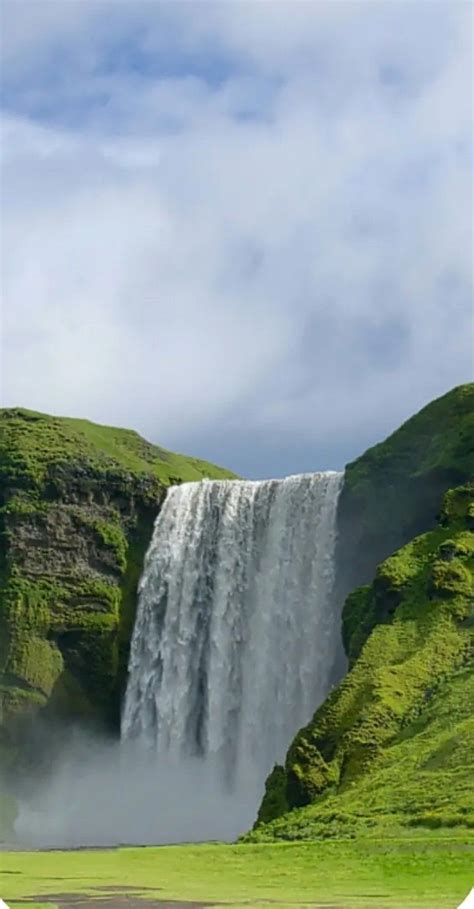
[
  {"x1": 1, "y1": 386, "x2": 473, "y2": 846},
  {"x1": 0, "y1": 407, "x2": 236, "y2": 769},
  {"x1": 251, "y1": 483, "x2": 474, "y2": 839},
  {"x1": 0, "y1": 406, "x2": 235, "y2": 491},
  {"x1": 336, "y1": 383, "x2": 474, "y2": 598}
]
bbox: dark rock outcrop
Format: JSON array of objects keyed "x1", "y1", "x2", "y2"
[{"x1": 336, "y1": 384, "x2": 474, "y2": 652}]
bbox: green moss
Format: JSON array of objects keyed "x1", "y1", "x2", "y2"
[
  {"x1": 344, "y1": 385, "x2": 474, "y2": 493},
  {"x1": 251, "y1": 483, "x2": 474, "y2": 840},
  {"x1": 8, "y1": 638, "x2": 63, "y2": 697},
  {"x1": 0, "y1": 570, "x2": 122, "y2": 740},
  {"x1": 442, "y1": 483, "x2": 474, "y2": 522},
  {"x1": 336, "y1": 384, "x2": 474, "y2": 607},
  {"x1": 1, "y1": 496, "x2": 47, "y2": 516},
  {"x1": 0, "y1": 407, "x2": 237, "y2": 752},
  {"x1": 430, "y1": 558, "x2": 473, "y2": 598},
  {"x1": 342, "y1": 585, "x2": 374, "y2": 665},
  {"x1": 89, "y1": 519, "x2": 128, "y2": 573},
  {"x1": 341, "y1": 485, "x2": 474, "y2": 659},
  {"x1": 0, "y1": 571, "x2": 123, "y2": 734},
  {"x1": 249, "y1": 669, "x2": 474, "y2": 842},
  {"x1": 0, "y1": 407, "x2": 237, "y2": 496},
  {"x1": 257, "y1": 764, "x2": 291, "y2": 825},
  {"x1": 0, "y1": 685, "x2": 47, "y2": 723}
]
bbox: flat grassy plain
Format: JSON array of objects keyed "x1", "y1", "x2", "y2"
[{"x1": 1, "y1": 835, "x2": 473, "y2": 909}]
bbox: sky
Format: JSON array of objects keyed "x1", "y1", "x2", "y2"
[{"x1": 1, "y1": 0, "x2": 472, "y2": 478}]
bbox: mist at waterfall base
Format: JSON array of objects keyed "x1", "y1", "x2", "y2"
[
  {"x1": 15, "y1": 473, "x2": 344, "y2": 847},
  {"x1": 15, "y1": 734, "x2": 259, "y2": 846}
]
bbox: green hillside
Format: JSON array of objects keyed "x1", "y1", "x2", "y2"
[
  {"x1": 0, "y1": 407, "x2": 236, "y2": 771},
  {"x1": 1, "y1": 389, "x2": 473, "y2": 847},
  {"x1": 0, "y1": 406, "x2": 236, "y2": 491},
  {"x1": 250, "y1": 483, "x2": 474, "y2": 840},
  {"x1": 337, "y1": 383, "x2": 474, "y2": 595}
]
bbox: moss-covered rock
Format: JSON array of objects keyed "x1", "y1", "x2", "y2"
[
  {"x1": 335, "y1": 385, "x2": 474, "y2": 630},
  {"x1": 0, "y1": 407, "x2": 236, "y2": 768},
  {"x1": 251, "y1": 483, "x2": 474, "y2": 837},
  {"x1": 256, "y1": 765, "x2": 290, "y2": 825}
]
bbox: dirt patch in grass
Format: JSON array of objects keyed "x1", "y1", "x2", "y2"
[{"x1": 14, "y1": 893, "x2": 211, "y2": 909}]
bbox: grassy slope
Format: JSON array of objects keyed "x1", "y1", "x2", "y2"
[
  {"x1": 252, "y1": 484, "x2": 474, "y2": 838},
  {"x1": 1, "y1": 837, "x2": 473, "y2": 909},
  {"x1": 0, "y1": 407, "x2": 236, "y2": 489},
  {"x1": 337, "y1": 383, "x2": 474, "y2": 597},
  {"x1": 345, "y1": 383, "x2": 474, "y2": 488}
]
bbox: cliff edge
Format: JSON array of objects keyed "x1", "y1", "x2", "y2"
[{"x1": 0, "y1": 407, "x2": 235, "y2": 771}]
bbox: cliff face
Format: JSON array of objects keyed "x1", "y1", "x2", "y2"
[
  {"x1": 336, "y1": 384, "x2": 474, "y2": 593},
  {"x1": 2, "y1": 386, "x2": 473, "y2": 839},
  {"x1": 252, "y1": 483, "x2": 474, "y2": 839},
  {"x1": 0, "y1": 408, "x2": 236, "y2": 768},
  {"x1": 251, "y1": 385, "x2": 474, "y2": 840}
]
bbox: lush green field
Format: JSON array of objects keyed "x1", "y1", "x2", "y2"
[{"x1": 1, "y1": 836, "x2": 473, "y2": 909}]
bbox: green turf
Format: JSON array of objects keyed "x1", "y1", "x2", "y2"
[
  {"x1": 0, "y1": 406, "x2": 237, "y2": 490},
  {"x1": 9, "y1": 905, "x2": 56, "y2": 909},
  {"x1": 1, "y1": 837, "x2": 473, "y2": 909}
]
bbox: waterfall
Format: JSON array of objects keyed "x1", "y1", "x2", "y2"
[{"x1": 122, "y1": 471, "x2": 343, "y2": 836}]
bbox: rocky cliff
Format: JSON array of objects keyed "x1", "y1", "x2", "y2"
[
  {"x1": 1, "y1": 386, "x2": 473, "y2": 841},
  {"x1": 0, "y1": 408, "x2": 235, "y2": 771},
  {"x1": 251, "y1": 385, "x2": 474, "y2": 839},
  {"x1": 337, "y1": 383, "x2": 474, "y2": 589},
  {"x1": 328, "y1": 384, "x2": 474, "y2": 670}
]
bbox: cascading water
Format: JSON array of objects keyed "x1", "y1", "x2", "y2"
[
  {"x1": 15, "y1": 472, "x2": 344, "y2": 848},
  {"x1": 121, "y1": 472, "x2": 343, "y2": 836}
]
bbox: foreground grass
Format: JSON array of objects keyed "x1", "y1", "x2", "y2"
[{"x1": 1, "y1": 836, "x2": 473, "y2": 909}]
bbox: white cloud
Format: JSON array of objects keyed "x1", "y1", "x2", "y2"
[{"x1": 1, "y1": 1, "x2": 472, "y2": 475}]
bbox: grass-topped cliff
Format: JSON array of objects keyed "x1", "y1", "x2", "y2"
[
  {"x1": 251, "y1": 483, "x2": 474, "y2": 839},
  {"x1": 0, "y1": 407, "x2": 235, "y2": 489},
  {"x1": 0, "y1": 407, "x2": 236, "y2": 771},
  {"x1": 1, "y1": 386, "x2": 473, "y2": 843},
  {"x1": 337, "y1": 383, "x2": 474, "y2": 595},
  {"x1": 250, "y1": 384, "x2": 474, "y2": 841}
]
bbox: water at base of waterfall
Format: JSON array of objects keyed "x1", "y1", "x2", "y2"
[{"x1": 121, "y1": 472, "x2": 343, "y2": 835}]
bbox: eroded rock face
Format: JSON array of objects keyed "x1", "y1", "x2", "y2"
[
  {"x1": 8, "y1": 502, "x2": 121, "y2": 581},
  {"x1": 255, "y1": 483, "x2": 474, "y2": 832},
  {"x1": 253, "y1": 385, "x2": 474, "y2": 834},
  {"x1": 0, "y1": 408, "x2": 235, "y2": 771},
  {"x1": 334, "y1": 384, "x2": 474, "y2": 649},
  {"x1": 0, "y1": 462, "x2": 163, "y2": 770}
]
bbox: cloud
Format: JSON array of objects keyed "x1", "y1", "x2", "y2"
[{"x1": 1, "y1": 1, "x2": 472, "y2": 476}]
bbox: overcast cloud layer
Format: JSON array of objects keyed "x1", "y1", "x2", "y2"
[{"x1": 1, "y1": 1, "x2": 472, "y2": 477}]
